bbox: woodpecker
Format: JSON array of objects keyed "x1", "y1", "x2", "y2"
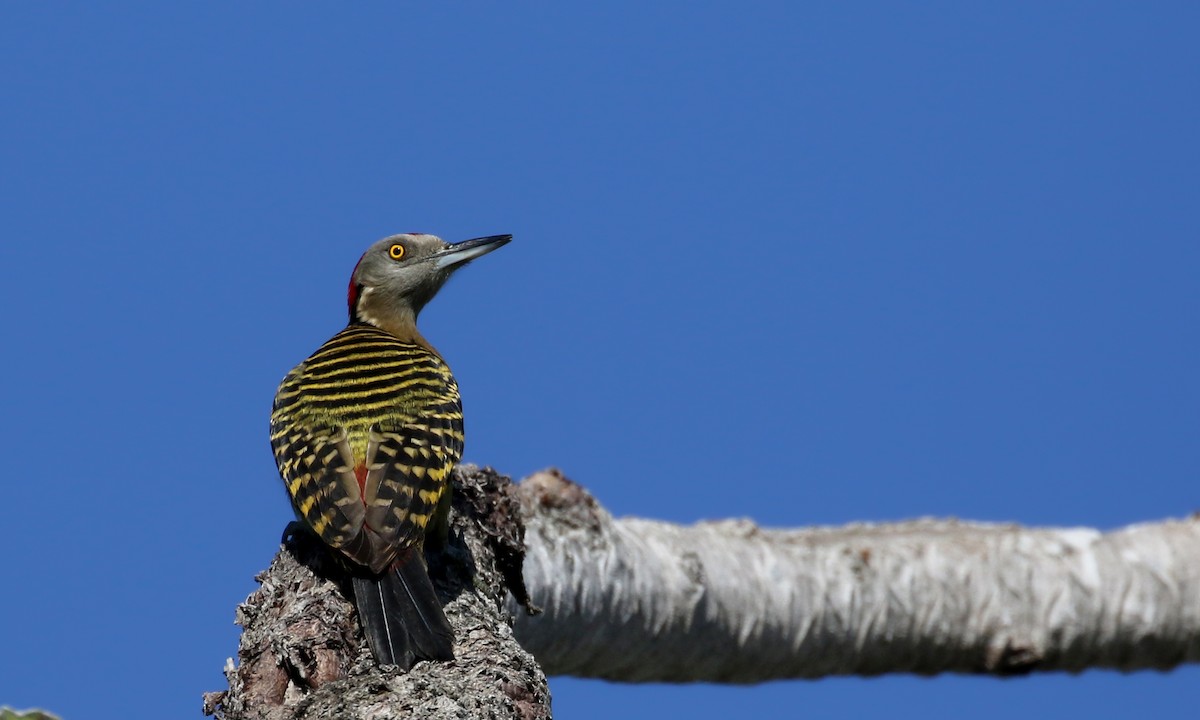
[{"x1": 270, "y1": 232, "x2": 511, "y2": 669}]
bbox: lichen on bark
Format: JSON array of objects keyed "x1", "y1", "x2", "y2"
[{"x1": 205, "y1": 465, "x2": 549, "y2": 720}]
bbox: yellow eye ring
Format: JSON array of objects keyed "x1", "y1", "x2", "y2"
[{"x1": 388, "y1": 243, "x2": 406, "y2": 260}]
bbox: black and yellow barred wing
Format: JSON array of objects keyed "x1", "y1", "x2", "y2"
[{"x1": 270, "y1": 324, "x2": 464, "y2": 573}]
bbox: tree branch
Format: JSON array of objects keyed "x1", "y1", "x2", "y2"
[
  {"x1": 205, "y1": 466, "x2": 549, "y2": 720},
  {"x1": 510, "y1": 469, "x2": 1200, "y2": 682},
  {"x1": 208, "y1": 465, "x2": 1200, "y2": 718}
]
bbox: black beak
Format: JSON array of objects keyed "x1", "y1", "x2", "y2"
[{"x1": 433, "y1": 234, "x2": 512, "y2": 270}]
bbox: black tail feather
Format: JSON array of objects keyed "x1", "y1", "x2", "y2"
[{"x1": 351, "y1": 553, "x2": 454, "y2": 669}]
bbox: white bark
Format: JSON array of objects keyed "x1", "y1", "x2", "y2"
[{"x1": 510, "y1": 469, "x2": 1200, "y2": 682}]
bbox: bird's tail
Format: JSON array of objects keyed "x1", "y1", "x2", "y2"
[{"x1": 351, "y1": 551, "x2": 454, "y2": 669}]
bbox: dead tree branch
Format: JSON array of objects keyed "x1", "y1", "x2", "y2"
[
  {"x1": 511, "y1": 469, "x2": 1200, "y2": 682},
  {"x1": 207, "y1": 465, "x2": 1200, "y2": 718},
  {"x1": 205, "y1": 466, "x2": 548, "y2": 720}
]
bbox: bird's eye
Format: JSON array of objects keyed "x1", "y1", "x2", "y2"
[{"x1": 388, "y1": 243, "x2": 406, "y2": 260}]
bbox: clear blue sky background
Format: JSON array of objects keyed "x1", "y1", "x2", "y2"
[{"x1": 2, "y1": 3, "x2": 1197, "y2": 718}]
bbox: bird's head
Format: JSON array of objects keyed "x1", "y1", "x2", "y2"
[{"x1": 347, "y1": 233, "x2": 511, "y2": 335}]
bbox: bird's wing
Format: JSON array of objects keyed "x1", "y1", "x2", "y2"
[
  {"x1": 270, "y1": 418, "x2": 372, "y2": 559},
  {"x1": 360, "y1": 411, "x2": 463, "y2": 565}
]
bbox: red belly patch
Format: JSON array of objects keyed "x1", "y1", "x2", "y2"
[{"x1": 354, "y1": 463, "x2": 368, "y2": 496}]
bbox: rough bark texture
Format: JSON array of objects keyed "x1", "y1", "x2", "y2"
[
  {"x1": 511, "y1": 469, "x2": 1200, "y2": 683},
  {"x1": 204, "y1": 465, "x2": 548, "y2": 720},
  {"x1": 208, "y1": 465, "x2": 1200, "y2": 717}
]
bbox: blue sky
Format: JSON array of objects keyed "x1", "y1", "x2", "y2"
[{"x1": 2, "y1": 3, "x2": 1197, "y2": 718}]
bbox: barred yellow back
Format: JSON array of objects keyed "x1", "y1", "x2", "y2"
[{"x1": 270, "y1": 323, "x2": 464, "y2": 573}]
